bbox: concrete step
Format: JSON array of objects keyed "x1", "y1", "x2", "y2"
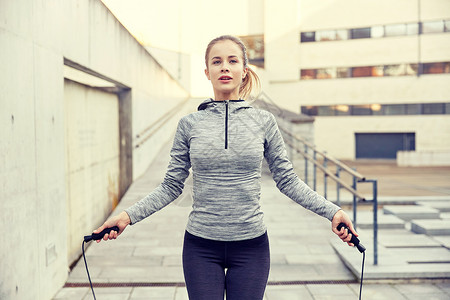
[
  {"x1": 351, "y1": 210, "x2": 405, "y2": 230},
  {"x1": 417, "y1": 201, "x2": 450, "y2": 212},
  {"x1": 411, "y1": 219, "x2": 450, "y2": 235},
  {"x1": 383, "y1": 205, "x2": 440, "y2": 221}
]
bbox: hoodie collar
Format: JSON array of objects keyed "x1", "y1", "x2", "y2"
[{"x1": 197, "y1": 98, "x2": 251, "y2": 112}]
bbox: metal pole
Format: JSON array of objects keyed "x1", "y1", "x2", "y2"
[
  {"x1": 304, "y1": 144, "x2": 308, "y2": 185},
  {"x1": 323, "y1": 155, "x2": 328, "y2": 199},
  {"x1": 352, "y1": 168, "x2": 357, "y2": 229},
  {"x1": 373, "y1": 180, "x2": 378, "y2": 265},
  {"x1": 336, "y1": 166, "x2": 341, "y2": 207},
  {"x1": 313, "y1": 150, "x2": 317, "y2": 191}
]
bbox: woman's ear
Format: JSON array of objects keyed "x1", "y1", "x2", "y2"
[
  {"x1": 242, "y1": 67, "x2": 248, "y2": 79},
  {"x1": 205, "y1": 68, "x2": 211, "y2": 80}
]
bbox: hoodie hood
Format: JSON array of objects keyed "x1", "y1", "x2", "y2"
[{"x1": 197, "y1": 98, "x2": 251, "y2": 112}]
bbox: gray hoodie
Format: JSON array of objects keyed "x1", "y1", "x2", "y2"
[{"x1": 125, "y1": 99, "x2": 340, "y2": 241}]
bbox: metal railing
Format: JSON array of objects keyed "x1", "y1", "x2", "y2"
[{"x1": 256, "y1": 93, "x2": 379, "y2": 264}]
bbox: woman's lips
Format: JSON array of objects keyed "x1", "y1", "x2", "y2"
[{"x1": 219, "y1": 76, "x2": 232, "y2": 83}]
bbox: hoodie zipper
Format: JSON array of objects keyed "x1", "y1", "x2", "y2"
[{"x1": 224, "y1": 100, "x2": 229, "y2": 149}]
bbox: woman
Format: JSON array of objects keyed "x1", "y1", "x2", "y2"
[{"x1": 94, "y1": 35, "x2": 357, "y2": 299}]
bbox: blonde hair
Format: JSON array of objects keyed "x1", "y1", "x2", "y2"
[{"x1": 205, "y1": 35, "x2": 261, "y2": 100}]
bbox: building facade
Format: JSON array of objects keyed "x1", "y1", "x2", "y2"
[{"x1": 264, "y1": 0, "x2": 450, "y2": 162}]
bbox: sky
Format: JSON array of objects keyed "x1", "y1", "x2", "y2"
[{"x1": 101, "y1": 0, "x2": 255, "y2": 96}]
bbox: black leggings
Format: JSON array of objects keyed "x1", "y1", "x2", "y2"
[{"x1": 182, "y1": 231, "x2": 270, "y2": 300}]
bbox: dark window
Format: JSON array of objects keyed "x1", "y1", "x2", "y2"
[
  {"x1": 445, "y1": 20, "x2": 450, "y2": 32},
  {"x1": 423, "y1": 62, "x2": 445, "y2": 74},
  {"x1": 337, "y1": 67, "x2": 350, "y2": 78},
  {"x1": 350, "y1": 27, "x2": 371, "y2": 39},
  {"x1": 423, "y1": 103, "x2": 444, "y2": 114},
  {"x1": 352, "y1": 105, "x2": 372, "y2": 115},
  {"x1": 301, "y1": 32, "x2": 315, "y2": 42},
  {"x1": 334, "y1": 105, "x2": 351, "y2": 116},
  {"x1": 445, "y1": 103, "x2": 450, "y2": 114},
  {"x1": 300, "y1": 69, "x2": 316, "y2": 79},
  {"x1": 318, "y1": 106, "x2": 334, "y2": 116},
  {"x1": 406, "y1": 104, "x2": 422, "y2": 115},
  {"x1": 422, "y1": 20, "x2": 444, "y2": 33},
  {"x1": 301, "y1": 106, "x2": 318, "y2": 116},
  {"x1": 385, "y1": 104, "x2": 406, "y2": 115}
]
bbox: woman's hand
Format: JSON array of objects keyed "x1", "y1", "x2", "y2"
[
  {"x1": 331, "y1": 210, "x2": 358, "y2": 247},
  {"x1": 93, "y1": 211, "x2": 131, "y2": 243}
]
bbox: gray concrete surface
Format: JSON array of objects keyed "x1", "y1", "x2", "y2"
[{"x1": 53, "y1": 139, "x2": 450, "y2": 299}]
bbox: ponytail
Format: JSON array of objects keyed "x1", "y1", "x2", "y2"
[{"x1": 240, "y1": 66, "x2": 260, "y2": 100}]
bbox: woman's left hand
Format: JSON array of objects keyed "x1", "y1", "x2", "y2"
[{"x1": 331, "y1": 210, "x2": 358, "y2": 247}]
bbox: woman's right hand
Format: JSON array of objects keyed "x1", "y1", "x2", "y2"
[{"x1": 93, "y1": 211, "x2": 131, "y2": 243}]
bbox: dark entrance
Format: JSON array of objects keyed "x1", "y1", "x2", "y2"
[{"x1": 355, "y1": 133, "x2": 415, "y2": 159}]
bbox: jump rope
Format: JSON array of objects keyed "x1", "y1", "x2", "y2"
[{"x1": 82, "y1": 224, "x2": 366, "y2": 300}]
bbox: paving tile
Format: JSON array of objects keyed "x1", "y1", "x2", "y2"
[{"x1": 265, "y1": 285, "x2": 313, "y2": 300}]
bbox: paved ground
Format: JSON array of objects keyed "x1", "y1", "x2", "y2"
[{"x1": 53, "y1": 137, "x2": 450, "y2": 299}]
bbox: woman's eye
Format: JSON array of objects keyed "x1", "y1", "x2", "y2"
[
  {"x1": 230, "y1": 60, "x2": 237, "y2": 64},
  {"x1": 213, "y1": 60, "x2": 221, "y2": 65}
]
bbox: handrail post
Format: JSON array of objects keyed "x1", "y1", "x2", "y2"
[
  {"x1": 373, "y1": 180, "x2": 378, "y2": 265},
  {"x1": 352, "y1": 169, "x2": 357, "y2": 229},
  {"x1": 304, "y1": 144, "x2": 308, "y2": 185},
  {"x1": 313, "y1": 150, "x2": 317, "y2": 191},
  {"x1": 323, "y1": 154, "x2": 328, "y2": 199},
  {"x1": 336, "y1": 165, "x2": 341, "y2": 207}
]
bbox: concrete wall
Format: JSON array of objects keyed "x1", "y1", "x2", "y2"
[
  {"x1": 263, "y1": 0, "x2": 450, "y2": 160},
  {"x1": 0, "y1": 1, "x2": 189, "y2": 299},
  {"x1": 398, "y1": 150, "x2": 450, "y2": 166}
]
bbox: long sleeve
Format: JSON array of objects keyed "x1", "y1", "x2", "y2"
[
  {"x1": 263, "y1": 113, "x2": 340, "y2": 221},
  {"x1": 125, "y1": 117, "x2": 191, "y2": 225}
]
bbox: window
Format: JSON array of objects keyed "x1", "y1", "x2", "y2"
[
  {"x1": 406, "y1": 64, "x2": 418, "y2": 75},
  {"x1": 384, "y1": 64, "x2": 406, "y2": 76},
  {"x1": 351, "y1": 27, "x2": 371, "y2": 39},
  {"x1": 371, "y1": 26, "x2": 384, "y2": 38},
  {"x1": 316, "y1": 30, "x2": 336, "y2": 41},
  {"x1": 300, "y1": 69, "x2": 316, "y2": 80},
  {"x1": 406, "y1": 23, "x2": 419, "y2": 35},
  {"x1": 335, "y1": 29, "x2": 348, "y2": 40},
  {"x1": 352, "y1": 105, "x2": 372, "y2": 115},
  {"x1": 301, "y1": 102, "x2": 450, "y2": 117},
  {"x1": 337, "y1": 67, "x2": 350, "y2": 78},
  {"x1": 423, "y1": 103, "x2": 444, "y2": 114},
  {"x1": 406, "y1": 104, "x2": 422, "y2": 115},
  {"x1": 445, "y1": 20, "x2": 450, "y2": 32},
  {"x1": 301, "y1": 106, "x2": 318, "y2": 116},
  {"x1": 352, "y1": 66, "x2": 372, "y2": 77},
  {"x1": 445, "y1": 103, "x2": 450, "y2": 114},
  {"x1": 301, "y1": 32, "x2": 315, "y2": 42},
  {"x1": 384, "y1": 104, "x2": 406, "y2": 115},
  {"x1": 385, "y1": 24, "x2": 406, "y2": 37},
  {"x1": 352, "y1": 66, "x2": 383, "y2": 77},
  {"x1": 423, "y1": 62, "x2": 445, "y2": 74},
  {"x1": 316, "y1": 68, "x2": 336, "y2": 79},
  {"x1": 422, "y1": 20, "x2": 444, "y2": 33}
]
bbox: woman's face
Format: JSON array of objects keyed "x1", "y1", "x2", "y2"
[{"x1": 205, "y1": 40, "x2": 248, "y2": 100}]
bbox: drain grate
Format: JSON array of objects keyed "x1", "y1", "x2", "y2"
[{"x1": 65, "y1": 279, "x2": 357, "y2": 288}]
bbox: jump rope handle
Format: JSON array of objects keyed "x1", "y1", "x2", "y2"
[
  {"x1": 337, "y1": 223, "x2": 366, "y2": 253},
  {"x1": 84, "y1": 226, "x2": 120, "y2": 243}
]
